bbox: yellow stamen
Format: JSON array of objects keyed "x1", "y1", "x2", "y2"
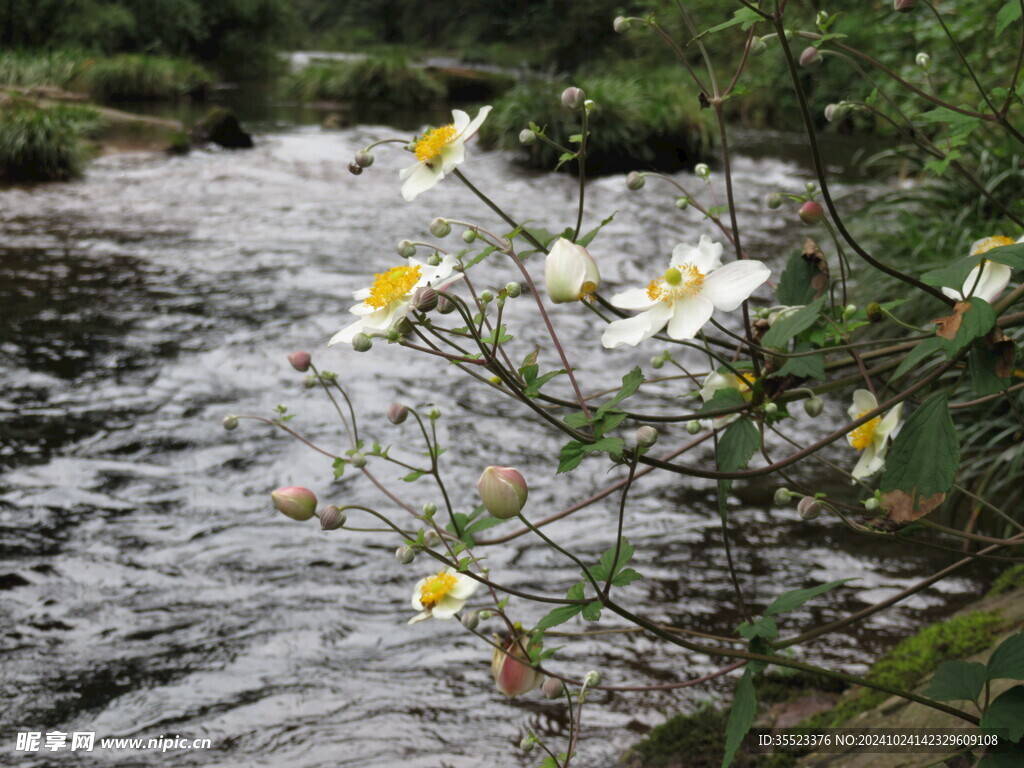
[
  {"x1": 971, "y1": 236, "x2": 1015, "y2": 255},
  {"x1": 420, "y1": 570, "x2": 457, "y2": 608},
  {"x1": 414, "y1": 124, "x2": 457, "y2": 163},
  {"x1": 646, "y1": 264, "x2": 705, "y2": 302},
  {"x1": 850, "y1": 410, "x2": 881, "y2": 451},
  {"x1": 365, "y1": 265, "x2": 422, "y2": 309}
]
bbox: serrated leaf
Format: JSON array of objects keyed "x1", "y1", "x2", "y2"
[
  {"x1": 536, "y1": 603, "x2": 584, "y2": 631},
  {"x1": 594, "y1": 410, "x2": 628, "y2": 438},
  {"x1": 698, "y1": 386, "x2": 747, "y2": 414},
  {"x1": 332, "y1": 457, "x2": 346, "y2": 478},
  {"x1": 611, "y1": 568, "x2": 643, "y2": 586},
  {"x1": 879, "y1": 393, "x2": 959, "y2": 522},
  {"x1": 582, "y1": 601, "x2": 603, "y2": 621},
  {"x1": 987, "y1": 632, "x2": 1024, "y2": 681},
  {"x1": 891, "y1": 337, "x2": 946, "y2": 381},
  {"x1": 761, "y1": 295, "x2": 826, "y2": 349},
  {"x1": 771, "y1": 348, "x2": 825, "y2": 380},
  {"x1": 923, "y1": 660, "x2": 986, "y2": 702},
  {"x1": 935, "y1": 298, "x2": 996, "y2": 357},
  {"x1": 566, "y1": 582, "x2": 585, "y2": 600},
  {"x1": 737, "y1": 616, "x2": 778, "y2": 640},
  {"x1": 764, "y1": 578, "x2": 853, "y2": 616},
  {"x1": 592, "y1": 538, "x2": 634, "y2": 582},
  {"x1": 524, "y1": 368, "x2": 568, "y2": 398},
  {"x1": 557, "y1": 437, "x2": 626, "y2": 473},
  {"x1": 997, "y1": 1, "x2": 1023, "y2": 36},
  {"x1": 969, "y1": 347, "x2": 1012, "y2": 396},
  {"x1": 722, "y1": 669, "x2": 757, "y2": 768},
  {"x1": 980, "y1": 685, "x2": 1024, "y2": 741},
  {"x1": 777, "y1": 242, "x2": 828, "y2": 305},
  {"x1": 597, "y1": 367, "x2": 645, "y2": 418},
  {"x1": 716, "y1": 418, "x2": 760, "y2": 473},
  {"x1": 698, "y1": 7, "x2": 763, "y2": 39}
]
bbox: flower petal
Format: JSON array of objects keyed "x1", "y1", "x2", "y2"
[
  {"x1": 848, "y1": 389, "x2": 877, "y2": 420},
  {"x1": 601, "y1": 303, "x2": 673, "y2": 348},
  {"x1": 666, "y1": 295, "x2": 714, "y2": 340},
  {"x1": 400, "y1": 161, "x2": 443, "y2": 202},
  {"x1": 407, "y1": 610, "x2": 431, "y2": 625},
  {"x1": 461, "y1": 105, "x2": 491, "y2": 141},
  {"x1": 610, "y1": 286, "x2": 658, "y2": 311},
  {"x1": 700, "y1": 260, "x2": 771, "y2": 311},
  {"x1": 439, "y1": 140, "x2": 466, "y2": 175},
  {"x1": 447, "y1": 573, "x2": 479, "y2": 601},
  {"x1": 409, "y1": 577, "x2": 429, "y2": 610},
  {"x1": 328, "y1": 317, "x2": 367, "y2": 347},
  {"x1": 961, "y1": 261, "x2": 1011, "y2": 304},
  {"x1": 451, "y1": 109, "x2": 471, "y2": 134},
  {"x1": 672, "y1": 235, "x2": 723, "y2": 273},
  {"x1": 851, "y1": 443, "x2": 880, "y2": 480},
  {"x1": 430, "y1": 595, "x2": 465, "y2": 620}
]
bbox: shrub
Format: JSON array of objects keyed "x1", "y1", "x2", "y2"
[
  {"x1": 280, "y1": 56, "x2": 444, "y2": 109},
  {"x1": 0, "y1": 100, "x2": 101, "y2": 181},
  {"x1": 73, "y1": 55, "x2": 213, "y2": 102},
  {"x1": 0, "y1": 51, "x2": 87, "y2": 90}
]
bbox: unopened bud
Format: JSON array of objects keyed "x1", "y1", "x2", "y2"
[
  {"x1": 915, "y1": 52, "x2": 930, "y2": 68},
  {"x1": 799, "y1": 201, "x2": 824, "y2": 224},
  {"x1": 478, "y1": 465, "x2": 529, "y2": 519},
  {"x1": 750, "y1": 36, "x2": 767, "y2": 56},
  {"x1": 765, "y1": 192, "x2": 783, "y2": 209},
  {"x1": 352, "y1": 333, "x2": 373, "y2": 352},
  {"x1": 774, "y1": 487, "x2": 792, "y2": 505},
  {"x1": 561, "y1": 86, "x2": 586, "y2": 110},
  {"x1": 519, "y1": 128, "x2": 536, "y2": 145},
  {"x1": 864, "y1": 497, "x2": 881, "y2": 511},
  {"x1": 354, "y1": 149, "x2": 374, "y2": 168},
  {"x1": 347, "y1": 162, "x2": 362, "y2": 175},
  {"x1": 613, "y1": 16, "x2": 631, "y2": 33},
  {"x1": 429, "y1": 218, "x2": 451, "y2": 237},
  {"x1": 437, "y1": 294, "x2": 455, "y2": 314},
  {"x1": 388, "y1": 403, "x2": 409, "y2": 424},
  {"x1": 816, "y1": 10, "x2": 829, "y2": 27},
  {"x1": 320, "y1": 505, "x2": 346, "y2": 530},
  {"x1": 350, "y1": 453, "x2": 367, "y2": 468},
  {"x1": 520, "y1": 735, "x2": 536, "y2": 753},
  {"x1": 222, "y1": 414, "x2": 239, "y2": 430},
  {"x1": 386, "y1": 328, "x2": 401, "y2": 343},
  {"x1": 583, "y1": 670, "x2": 601, "y2": 687},
  {"x1": 824, "y1": 103, "x2": 845, "y2": 122},
  {"x1": 798, "y1": 497, "x2": 822, "y2": 520},
  {"x1": 427, "y1": 253, "x2": 441, "y2": 266},
  {"x1": 410, "y1": 286, "x2": 438, "y2": 312},
  {"x1": 423, "y1": 502, "x2": 437, "y2": 517},
  {"x1": 636, "y1": 426, "x2": 659, "y2": 448},
  {"x1": 287, "y1": 350, "x2": 311, "y2": 372},
  {"x1": 461, "y1": 611, "x2": 480, "y2": 631},
  {"x1": 866, "y1": 302, "x2": 883, "y2": 323},
  {"x1": 651, "y1": 355, "x2": 665, "y2": 369},
  {"x1": 396, "y1": 546, "x2": 416, "y2": 564},
  {"x1": 424, "y1": 530, "x2": 440, "y2": 548},
  {"x1": 626, "y1": 171, "x2": 645, "y2": 190},
  {"x1": 583, "y1": 99, "x2": 595, "y2": 112},
  {"x1": 271, "y1": 486, "x2": 317, "y2": 521},
  {"x1": 428, "y1": 406, "x2": 441, "y2": 420},
  {"x1": 695, "y1": 163, "x2": 710, "y2": 179},
  {"x1": 396, "y1": 239, "x2": 416, "y2": 258},
  {"x1": 462, "y1": 229, "x2": 477, "y2": 243},
  {"x1": 542, "y1": 677, "x2": 563, "y2": 699},
  {"x1": 844, "y1": 303, "x2": 857, "y2": 317},
  {"x1": 687, "y1": 420, "x2": 703, "y2": 435},
  {"x1": 894, "y1": 0, "x2": 915, "y2": 11},
  {"x1": 505, "y1": 281, "x2": 522, "y2": 298},
  {"x1": 804, "y1": 397, "x2": 824, "y2": 418},
  {"x1": 675, "y1": 196, "x2": 689, "y2": 209},
  {"x1": 480, "y1": 289, "x2": 495, "y2": 303},
  {"x1": 800, "y1": 47, "x2": 823, "y2": 68}
]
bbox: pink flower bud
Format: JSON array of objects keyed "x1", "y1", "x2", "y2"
[
  {"x1": 799, "y1": 46, "x2": 823, "y2": 68},
  {"x1": 477, "y1": 466, "x2": 528, "y2": 519},
  {"x1": 492, "y1": 638, "x2": 544, "y2": 697},
  {"x1": 561, "y1": 87, "x2": 586, "y2": 110},
  {"x1": 271, "y1": 486, "x2": 317, "y2": 521},
  {"x1": 542, "y1": 676, "x2": 563, "y2": 699},
  {"x1": 799, "y1": 201, "x2": 824, "y2": 224},
  {"x1": 287, "y1": 351, "x2": 311, "y2": 372},
  {"x1": 387, "y1": 403, "x2": 409, "y2": 424},
  {"x1": 798, "y1": 497, "x2": 822, "y2": 520}
]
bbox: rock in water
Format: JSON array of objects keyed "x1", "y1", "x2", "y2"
[{"x1": 190, "y1": 108, "x2": 253, "y2": 149}]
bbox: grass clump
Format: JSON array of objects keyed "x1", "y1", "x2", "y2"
[
  {"x1": 0, "y1": 51, "x2": 86, "y2": 90},
  {"x1": 987, "y1": 564, "x2": 1024, "y2": 598},
  {"x1": 73, "y1": 55, "x2": 213, "y2": 102},
  {"x1": 0, "y1": 99, "x2": 101, "y2": 181},
  {"x1": 479, "y1": 72, "x2": 712, "y2": 175},
  {"x1": 281, "y1": 56, "x2": 444, "y2": 109}
]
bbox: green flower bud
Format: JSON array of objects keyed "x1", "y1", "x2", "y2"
[
  {"x1": 429, "y1": 218, "x2": 451, "y2": 237},
  {"x1": 352, "y1": 333, "x2": 373, "y2": 352},
  {"x1": 319, "y1": 505, "x2": 346, "y2": 530},
  {"x1": 410, "y1": 286, "x2": 438, "y2": 312},
  {"x1": 687, "y1": 420, "x2": 703, "y2": 435},
  {"x1": 866, "y1": 302, "x2": 883, "y2": 323},
  {"x1": 396, "y1": 546, "x2": 416, "y2": 565},
  {"x1": 626, "y1": 171, "x2": 645, "y2": 191},
  {"x1": 804, "y1": 397, "x2": 824, "y2": 418},
  {"x1": 505, "y1": 281, "x2": 522, "y2": 298},
  {"x1": 750, "y1": 36, "x2": 767, "y2": 56},
  {"x1": 764, "y1": 192, "x2": 783, "y2": 209},
  {"x1": 222, "y1": 415, "x2": 239, "y2": 431},
  {"x1": 583, "y1": 670, "x2": 601, "y2": 687},
  {"x1": 427, "y1": 253, "x2": 442, "y2": 267},
  {"x1": 651, "y1": 355, "x2": 665, "y2": 369},
  {"x1": 613, "y1": 16, "x2": 631, "y2": 33},
  {"x1": 461, "y1": 611, "x2": 480, "y2": 631},
  {"x1": 354, "y1": 149, "x2": 374, "y2": 168},
  {"x1": 304, "y1": 374, "x2": 317, "y2": 389},
  {"x1": 774, "y1": 487, "x2": 792, "y2": 505},
  {"x1": 520, "y1": 736, "x2": 536, "y2": 753},
  {"x1": 519, "y1": 128, "x2": 537, "y2": 146},
  {"x1": 915, "y1": 52, "x2": 930, "y2": 68},
  {"x1": 764, "y1": 402, "x2": 778, "y2": 415},
  {"x1": 864, "y1": 497, "x2": 881, "y2": 511},
  {"x1": 350, "y1": 453, "x2": 367, "y2": 468},
  {"x1": 480, "y1": 289, "x2": 495, "y2": 303},
  {"x1": 636, "y1": 426, "x2": 659, "y2": 448},
  {"x1": 428, "y1": 406, "x2": 441, "y2": 420},
  {"x1": 675, "y1": 196, "x2": 689, "y2": 210},
  {"x1": 462, "y1": 229, "x2": 477, "y2": 243},
  {"x1": 386, "y1": 328, "x2": 401, "y2": 343},
  {"x1": 396, "y1": 239, "x2": 416, "y2": 258},
  {"x1": 423, "y1": 502, "x2": 438, "y2": 517},
  {"x1": 695, "y1": 163, "x2": 711, "y2": 179},
  {"x1": 424, "y1": 530, "x2": 440, "y2": 548}
]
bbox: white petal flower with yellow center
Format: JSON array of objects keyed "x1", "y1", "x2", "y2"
[
  {"x1": 699, "y1": 370, "x2": 757, "y2": 428},
  {"x1": 544, "y1": 237, "x2": 600, "y2": 303},
  {"x1": 846, "y1": 389, "x2": 902, "y2": 480},
  {"x1": 941, "y1": 236, "x2": 1016, "y2": 303},
  {"x1": 328, "y1": 255, "x2": 462, "y2": 347},
  {"x1": 400, "y1": 106, "x2": 492, "y2": 202},
  {"x1": 601, "y1": 235, "x2": 771, "y2": 348},
  {"x1": 408, "y1": 567, "x2": 479, "y2": 625}
]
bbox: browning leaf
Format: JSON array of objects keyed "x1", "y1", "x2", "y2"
[
  {"x1": 933, "y1": 302, "x2": 969, "y2": 340},
  {"x1": 881, "y1": 490, "x2": 946, "y2": 523},
  {"x1": 802, "y1": 239, "x2": 829, "y2": 299},
  {"x1": 985, "y1": 328, "x2": 1017, "y2": 378}
]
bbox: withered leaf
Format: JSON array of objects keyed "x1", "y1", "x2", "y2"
[
  {"x1": 933, "y1": 302, "x2": 969, "y2": 340},
  {"x1": 802, "y1": 239, "x2": 829, "y2": 299},
  {"x1": 881, "y1": 490, "x2": 946, "y2": 523},
  {"x1": 985, "y1": 328, "x2": 1017, "y2": 379}
]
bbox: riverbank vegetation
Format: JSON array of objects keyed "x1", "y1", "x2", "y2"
[
  {"x1": 280, "y1": 56, "x2": 445, "y2": 109},
  {"x1": 0, "y1": 98, "x2": 100, "y2": 181}
]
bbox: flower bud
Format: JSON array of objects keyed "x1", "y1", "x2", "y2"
[
  {"x1": 492, "y1": 638, "x2": 544, "y2": 697},
  {"x1": 651, "y1": 355, "x2": 665, "y2": 369},
  {"x1": 544, "y1": 237, "x2": 600, "y2": 303},
  {"x1": 583, "y1": 99, "x2": 595, "y2": 112},
  {"x1": 386, "y1": 328, "x2": 401, "y2": 343},
  {"x1": 824, "y1": 103, "x2": 843, "y2": 123},
  {"x1": 675, "y1": 196, "x2": 689, "y2": 210},
  {"x1": 636, "y1": 426, "x2": 659, "y2": 448},
  {"x1": 764, "y1": 402, "x2": 778, "y2": 415},
  {"x1": 866, "y1": 302, "x2": 883, "y2": 323},
  {"x1": 428, "y1": 406, "x2": 441, "y2": 420},
  {"x1": 354, "y1": 149, "x2": 374, "y2": 168},
  {"x1": 271, "y1": 486, "x2": 317, "y2": 521},
  {"x1": 350, "y1": 453, "x2": 367, "y2": 468},
  {"x1": 287, "y1": 350, "x2": 311, "y2": 372},
  {"x1": 505, "y1": 281, "x2": 522, "y2": 298},
  {"x1": 396, "y1": 546, "x2": 416, "y2": 565},
  {"x1": 764, "y1": 192, "x2": 783, "y2": 209},
  {"x1": 561, "y1": 86, "x2": 586, "y2": 110},
  {"x1": 864, "y1": 497, "x2": 881, "y2": 511},
  {"x1": 894, "y1": 0, "x2": 915, "y2": 11},
  {"x1": 222, "y1": 414, "x2": 239, "y2": 431},
  {"x1": 613, "y1": 15, "x2": 631, "y2": 33},
  {"x1": 626, "y1": 171, "x2": 645, "y2": 190},
  {"x1": 799, "y1": 201, "x2": 824, "y2": 224},
  {"x1": 461, "y1": 611, "x2": 480, "y2": 631},
  {"x1": 427, "y1": 253, "x2": 441, "y2": 266},
  {"x1": 695, "y1": 163, "x2": 710, "y2": 179},
  {"x1": 815, "y1": 10, "x2": 829, "y2": 27},
  {"x1": 542, "y1": 676, "x2": 563, "y2": 699},
  {"x1": 423, "y1": 502, "x2": 437, "y2": 517},
  {"x1": 410, "y1": 286, "x2": 438, "y2": 312},
  {"x1": 798, "y1": 497, "x2": 822, "y2": 520},
  {"x1": 387, "y1": 403, "x2": 409, "y2": 425},
  {"x1": 480, "y1": 289, "x2": 495, "y2": 303},
  {"x1": 424, "y1": 530, "x2": 440, "y2": 548},
  {"x1": 583, "y1": 670, "x2": 601, "y2": 687},
  {"x1": 915, "y1": 52, "x2": 930, "y2": 69},
  {"x1": 462, "y1": 229, "x2": 477, "y2": 243},
  {"x1": 396, "y1": 239, "x2": 416, "y2": 258},
  {"x1": 774, "y1": 487, "x2": 792, "y2": 505},
  {"x1": 320, "y1": 504, "x2": 346, "y2": 530},
  {"x1": 687, "y1": 420, "x2": 703, "y2": 435},
  {"x1": 478, "y1": 465, "x2": 529, "y2": 519},
  {"x1": 347, "y1": 162, "x2": 362, "y2": 175},
  {"x1": 750, "y1": 36, "x2": 767, "y2": 56},
  {"x1": 519, "y1": 128, "x2": 536, "y2": 145},
  {"x1": 429, "y1": 218, "x2": 451, "y2": 238},
  {"x1": 800, "y1": 47, "x2": 823, "y2": 68},
  {"x1": 520, "y1": 735, "x2": 535, "y2": 753},
  {"x1": 352, "y1": 333, "x2": 373, "y2": 352},
  {"x1": 804, "y1": 397, "x2": 824, "y2": 418},
  {"x1": 436, "y1": 294, "x2": 455, "y2": 314}
]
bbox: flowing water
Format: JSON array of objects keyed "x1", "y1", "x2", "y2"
[{"x1": 0, "y1": 117, "x2": 987, "y2": 767}]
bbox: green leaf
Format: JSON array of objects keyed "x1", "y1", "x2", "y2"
[
  {"x1": 716, "y1": 418, "x2": 760, "y2": 473},
  {"x1": 332, "y1": 457, "x2": 346, "y2": 478},
  {"x1": 890, "y1": 337, "x2": 946, "y2": 381},
  {"x1": 592, "y1": 538, "x2": 635, "y2": 581},
  {"x1": 997, "y1": 1, "x2": 1023, "y2": 35},
  {"x1": 597, "y1": 366, "x2": 645, "y2": 418},
  {"x1": 761, "y1": 296, "x2": 826, "y2": 349},
  {"x1": 969, "y1": 347, "x2": 1012, "y2": 396},
  {"x1": 776, "y1": 250, "x2": 821, "y2": 306},
  {"x1": 611, "y1": 568, "x2": 644, "y2": 586},
  {"x1": 576, "y1": 212, "x2": 615, "y2": 248},
  {"x1": 403, "y1": 470, "x2": 426, "y2": 482},
  {"x1": 764, "y1": 579, "x2": 853, "y2": 616},
  {"x1": 941, "y1": 298, "x2": 996, "y2": 358},
  {"x1": 722, "y1": 669, "x2": 757, "y2": 768},
  {"x1": 524, "y1": 368, "x2": 567, "y2": 398},
  {"x1": 980, "y1": 685, "x2": 1024, "y2": 742},
  {"x1": 593, "y1": 410, "x2": 628, "y2": 439},
  {"x1": 737, "y1": 616, "x2": 778, "y2": 640},
  {"x1": 922, "y1": 243, "x2": 1024, "y2": 289},
  {"x1": 771, "y1": 347, "x2": 825, "y2": 380},
  {"x1": 987, "y1": 632, "x2": 1024, "y2": 682},
  {"x1": 699, "y1": 7, "x2": 762, "y2": 39},
  {"x1": 557, "y1": 437, "x2": 626, "y2": 473},
  {"x1": 879, "y1": 392, "x2": 960, "y2": 501},
  {"x1": 536, "y1": 603, "x2": 584, "y2": 631},
  {"x1": 582, "y1": 601, "x2": 603, "y2": 621},
  {"x1": 923, "y1": 660, "x2": 986, "y2": 702},
  {"x1": 465, "y1": 245, "x2": 496, "y2": 267},
  {"x1": 698, "y1": 386, "x2": 746, "y2": 414},
  {"x1": 919, "y1": 107, "x2": 982, "y2": 138}
]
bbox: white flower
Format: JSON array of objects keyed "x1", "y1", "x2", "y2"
[
  {"x1": 698, "y1": 370, "x2": 756, "y2": 428},
  {"x1": 846, "y1": 389, "x2": 902, "y2": 480},
  {"x1": 328, "y1": 255, "x2": 462, "y2": 347},
  {"x1": 941, "y1": 236, "x2": 1017, "y2": 303},
  {"x1": 400, "y1": 106, "x2": 492, "y2": 202},
  {"x1": 544, "y1": 237, "x2": 600, "y2": 303},
  {"x1": 601, "y1": 235, "x2": 771, "y2": 348},
  {"x1": 409, "y1": 567, "x2": 479, "y2": 624}
]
